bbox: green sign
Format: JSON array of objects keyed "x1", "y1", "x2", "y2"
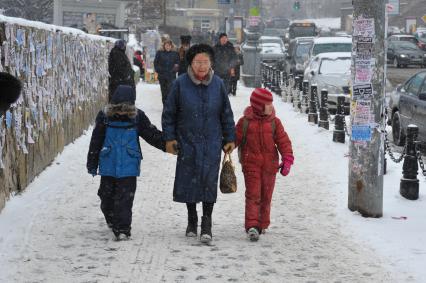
[{"x1": 249, "y1": 7, "x2": 260, "y2": 16}]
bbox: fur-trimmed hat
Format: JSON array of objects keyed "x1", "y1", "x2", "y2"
[
  {"x1": 111, "y1": 85, "x2": 136, "y2": 105},
  {"x1": 180, "y1": 35, "x2": 192, "y2": 45},
  {"x1": 250, "y1": 88, "x2": 273, "y2": 112},
  {"x1": 0, "y1": 72, "x2": 22, "y2": 112},
  {"x1": 186, "y1": 43, "x2": 215, "y2": 65}
]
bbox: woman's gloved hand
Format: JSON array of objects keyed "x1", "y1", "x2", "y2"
[{"x1": 166, "y1": 140, "x2": 179, "y2": 155}]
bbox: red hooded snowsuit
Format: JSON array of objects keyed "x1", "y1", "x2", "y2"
[{"x1": 236, "y1": 106, "x2": 293, "y2": 230}]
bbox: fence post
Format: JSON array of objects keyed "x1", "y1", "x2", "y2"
[
  {"x1": 318, "y1": 89, "x2": 329, "y2": 130},
  {"x1": 400, "y1": 125, "x2": 419, "y2": 200},
  {"x1": 333, "y1": 96, "x2": 345, "y2": 143},
  {"x1": 308, "y1": 84, "x2": 318, "y2": 124}
]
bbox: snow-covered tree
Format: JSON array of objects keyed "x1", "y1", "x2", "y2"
[{"x1": 0, "y1": 0, "x2": 53, "y2": 23}]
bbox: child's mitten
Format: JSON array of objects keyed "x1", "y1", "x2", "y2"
[{"x1": 279, "y1": 155, "x2": 294, "y2": 176}]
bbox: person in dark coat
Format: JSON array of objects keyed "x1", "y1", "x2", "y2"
[
  {"x1": 178, "y1": 35, "x2": 191, "y2": 76},
  {"x1": 154, "y1": 39, "x2": 180, "y2": 105},
  {"x1": 213, "y1": 33, "x2": 237, "y2": 95},
  {"x1": 87, "y1": 85, "x2": 165, "y2": 240},
  {"x1": 230, "y1": 45, "x2": 244, "y2": 96},
  {"x1": 0, "y1": 72, "x2": 22, "y2": 117},
  {"x1": 108, "y1": 40, "x2": 135, "y2": 102},
  {"x1": 162, "y1": 44, "x2": 236, "y2": 244}
]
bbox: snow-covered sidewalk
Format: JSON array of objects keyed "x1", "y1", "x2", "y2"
[{"x1": 0, "y1": 82, "x2": 424, "y2": 282}]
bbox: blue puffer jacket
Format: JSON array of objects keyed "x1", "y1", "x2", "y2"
[{"x1": 162, "y1": 71, "x2": 236, "y2": 203}]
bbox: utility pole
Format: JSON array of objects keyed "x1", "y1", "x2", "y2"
[{"x1": 348, "y1": 0, "x2": 386, "y2": 217}]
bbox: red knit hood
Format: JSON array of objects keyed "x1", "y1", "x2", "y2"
[{"x1": 243, "y1": 106, "x2": 276, "y2": 121}]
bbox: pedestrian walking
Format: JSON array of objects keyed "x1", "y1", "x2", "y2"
[
  {"x1": 0, "y1": 72, "x2": 22, "y2": 117},
  {"x1": 86, "y1": 85, "x2": 165, "y2": 241},
  {"x1": 154, "y1": 39, "x2": 180, "y2": 105},
  {"x1": 162, "y1": 44, "x2": 236, "y2": 244},
  {"x1": 236, "y1": 88, "x2": 294, "y2": 242},
  {"x1": 230, "y1": 45, "x2": 244, "y2": 96},
  {"x1": 108, "y1": 39, "x2": 135, "y2": 102},
  {"x1": 178, "y1": 35, "x2": 192, "y2": 76},
  {"x1": 213, "y1": 33, "x2": 237, "y2": 95}
]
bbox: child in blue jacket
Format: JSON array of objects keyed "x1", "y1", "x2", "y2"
[{"x1": 87, "y1": 85, "x2": 165, "y2": 240}]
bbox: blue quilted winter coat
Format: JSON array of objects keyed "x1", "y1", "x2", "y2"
[{"x1": 162, "y1": 72, "x2": 235, "y2": 203}]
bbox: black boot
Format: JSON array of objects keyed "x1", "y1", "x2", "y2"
[
  {"x1": 200, "y1": 215, "x2": 212, "y2": 243},
  {"x1": 186, "y1": 215, "x2": 198, "y2": 237}
]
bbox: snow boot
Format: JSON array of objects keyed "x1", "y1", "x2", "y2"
[
  {"x1": 247, "y1": 227, "x2": 260, "y2": 242},
  {"x1": 113, "y1": 229, "x2": 131, "y2": 241},
  {"x1": 200, "y1": 215, "x2": 212, "y2": 244},
  {"x1": 186, "y1": 216, "x2": 198, "y2": 237}
]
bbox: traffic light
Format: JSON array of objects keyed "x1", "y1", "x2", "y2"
[{"x1": 293, "y1": 1, "x2": 300, "y2": 11}]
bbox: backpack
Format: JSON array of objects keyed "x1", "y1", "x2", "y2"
[
  {"x1": 238, "y1": 118, "x2": 276, "y2": 163},
  {"x1": 98, "y1": 118, "x2": 143, "y2": 178}
]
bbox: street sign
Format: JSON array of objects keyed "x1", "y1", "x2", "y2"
[
  {"x1": 249, "y1": 7, "x2": 260, "y2": 16},
  {"x1": 387, "y1": 0, "x2": 399, "y2": 15},
  {"x1": 422, "y1": 15, "x2": 426, "y2": 24}
]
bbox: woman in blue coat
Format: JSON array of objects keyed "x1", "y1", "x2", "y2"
[{"x1": 162, "y1": 44, "x2": 236, "y2": 244}]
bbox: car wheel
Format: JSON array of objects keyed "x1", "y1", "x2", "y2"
[
  {"x1": 392, "y1": 111, "x2": 405, "y2": 146},
  {"x1": 393, "y1": 58, "x2": 400, "y2": 68}
]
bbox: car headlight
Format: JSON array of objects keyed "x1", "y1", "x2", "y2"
[
  {"x1": 296, "y1": 63, "x2": 304, "y2": 71},
  {"x1": 399, "y1": 54, "x2": 407, "y2": 58}
]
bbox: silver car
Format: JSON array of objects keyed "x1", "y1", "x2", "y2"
[{"x1": 305, "y1": 52, "x2": 351, "y2": 114}]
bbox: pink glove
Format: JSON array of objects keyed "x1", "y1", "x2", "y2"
[{"x1": 279, "y1": 155, "x2": 294, "y2": 176}]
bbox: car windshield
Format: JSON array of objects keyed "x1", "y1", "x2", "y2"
[
  {"x1": 312, "y1": 43, "x2": 352, "y2": 55},
  {"x1": 261, "y1": 44, "x2": 283, "y2": 54},
  {"x1": 394, "y1": 41, "x2": 418, "y2": 50},
  {"x1": 295, "y1": 43, "x2": 312, "y2": 58},
  {"x1": 319, "y1": 58, "x2": 351, "y2": 74}
]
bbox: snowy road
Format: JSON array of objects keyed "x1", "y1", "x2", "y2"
[{"x1": 0, "y1": 82, "x2": 413, "y2": 282}]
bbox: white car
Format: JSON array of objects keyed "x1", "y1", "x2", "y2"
[
  {"x1": 303, "y1": 37, "x2": 352, "y2": 75},
  {"x1": 305, "y1": 52, "x2": 352, "y2": 113}
]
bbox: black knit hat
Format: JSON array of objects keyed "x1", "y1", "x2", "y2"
[
  {"x1": 180, "y1": 35, "x2": 192, "y2": 45},
  {"x1": 0, "y1": 72, "x2": 22, "y2": 112},
  {"x1": 186, "y1": 43, "x2": 215, "y2": 65},
  {"x1": 111, "y1": 85, "x2": 136, "y2": 105}
]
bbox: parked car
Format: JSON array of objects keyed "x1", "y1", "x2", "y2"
[
  {"x1": 388, "y1": 71, "x2": 426, "y2": 145},
  {"x1": 305, "y1": 52, "x2": 351, "y2": 114},
  {"x1": 285, "y1": 37, "x2": 314, "y2": 76},
  {"x1": 388, "y1": 34, "x2": 419, "y2": 45},
  {"x1": 259, "y1": 42, "x2": 286, "y2": 65},
  {"x1": 387, "y1": 41, "x2": 426, "y2": 68},
  {"x1": 309, "y1": 37, "x2": 352, "y2": 58}
]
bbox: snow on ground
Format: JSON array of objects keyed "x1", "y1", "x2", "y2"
[{"x1": 0, "y1": 81, "x2": 424, "y2": 282}]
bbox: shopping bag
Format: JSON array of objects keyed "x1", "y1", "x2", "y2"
[{"x1": 219, "y1": 153, "x2": 237, "y2": 194}]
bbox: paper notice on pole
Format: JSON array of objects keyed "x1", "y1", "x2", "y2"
[
  {"x1": 351, "y1": 125, "x2": 372, "y2": 142},
  {"x1": 354, "y1": 100, "x2": 373, "y2": 125},
  {"x1": 353, "y1": 18, "x2": 375, "y2": 37},
  {"x1": 353, "y1": 84, "x2": 373, "y2": 100},
  {"x1": 355, "y1": 60, "x2": 373, "y2": 83}
]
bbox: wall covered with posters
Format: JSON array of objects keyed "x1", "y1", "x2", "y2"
[{"x1": 0, "y1": 16, "x2": 112, "y2": 211}]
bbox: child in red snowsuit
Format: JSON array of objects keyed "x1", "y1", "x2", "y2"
[{"x1": 236, "y1": 88, "x2": 294, "y2": 241}]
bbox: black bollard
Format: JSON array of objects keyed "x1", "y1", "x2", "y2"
[
  {"x1": 308, "y1": 84, "x2": 318, "y2": 124},
  {"x1": 400, "y1": 125, "x2": 419, "y2": 200},
  {"x1": 318, "y1": 89, "x2": 329, "y2": 130},
  {"x1": 332, "y1": 96, "x2": 345, "y2": 143},
  {"x1": 301, "y1": 80, "x2": 309, "y2": 114},
  {"x1": 276, "y1": 70, "x2": 282, "y2": 96}
]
